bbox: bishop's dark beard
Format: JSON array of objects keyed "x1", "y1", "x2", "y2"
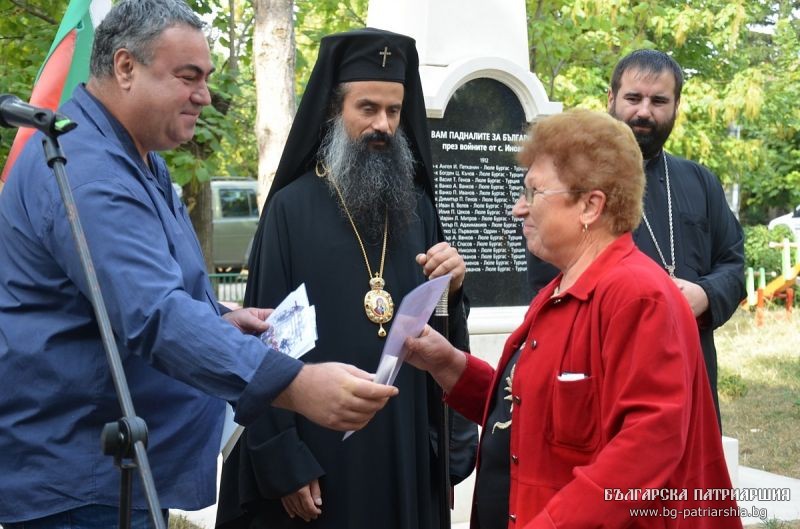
[{"x1": 319, "y1": 116, "x2": 417, "y2": 242}]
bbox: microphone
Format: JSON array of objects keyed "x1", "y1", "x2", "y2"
[{"x1": 0, "y1": 94, "x2": 77, "y2": 136}]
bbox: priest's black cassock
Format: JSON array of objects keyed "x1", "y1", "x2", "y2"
[{"x1": 216, "y1": 28, "x2": 478, "y2": 529}]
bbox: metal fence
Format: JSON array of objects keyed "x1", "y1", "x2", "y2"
[{"x1": 209, "y1": 272, "x2": 248, "y2": 305}]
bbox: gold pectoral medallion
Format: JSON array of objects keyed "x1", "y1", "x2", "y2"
[
  {"x1": 323, "y1": 168, "x2": 393, "y2": 338},
  {"x1": 364, "y1": 276, "x2": 394, "y2": 337}
]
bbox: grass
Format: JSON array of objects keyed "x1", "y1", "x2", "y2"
[
  {"x1": 746, "y1": 519, "x2": 800, "y2": 529},
  {"x1": 716, "y1": 308, "x2": 800, "y2": 479},
  {"x1": 169, "y1": 514, "x2": 205, "y2": 529}
]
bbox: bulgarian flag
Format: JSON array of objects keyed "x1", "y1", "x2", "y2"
[{"x1": 1, "y1": 0, "x2": 112, "y2": 183}]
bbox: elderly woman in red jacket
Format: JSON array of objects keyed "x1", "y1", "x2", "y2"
[{"x1": 405, "y1": 109, "x2": 741, "y2": 529}]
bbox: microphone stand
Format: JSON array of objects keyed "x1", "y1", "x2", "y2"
[
  {"x1": 430, "y1": 283, "x2": 451, "y2": 529},
  {"x1": 38, "y1": 126, "x2": 166, "y2": 529}
]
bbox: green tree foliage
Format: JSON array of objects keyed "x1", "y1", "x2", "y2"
[
  {"x1": 527, "y1": 0, "x2": 800, "y2": 224},
  {"x1": 168, "y1": 0, "x2": 257, "y2": 184},
  {"x1": 743, "y1": 224, "x2": 796, "y2": 276},
  {"x1": 294, "y1": 0, "x2": 368, "y2": 97},
  {"x1": 0, "y1": 0, "x2": 62, "y2": 159},
  {"x1": 4, "y1": 0, "x2": 798, "y2": 230}
]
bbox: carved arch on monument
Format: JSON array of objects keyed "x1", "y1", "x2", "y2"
[{"x1": 422, "y1": 57, "x2": 562, "y2": 122}]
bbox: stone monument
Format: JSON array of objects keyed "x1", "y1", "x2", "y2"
[{"x1": 368, "y1": 0, "x2": 561, "y2": 309}]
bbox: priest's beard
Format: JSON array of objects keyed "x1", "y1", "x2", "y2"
[
  {"x1": 610, "y1": 104, "x2": 676, "y2": 160},
  {"x1": 319, "y1": 116, "x2": 417, "y2": 242}
]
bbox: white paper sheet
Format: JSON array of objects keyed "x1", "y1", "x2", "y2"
[
  {"x1": 221, "y1": 283, "x2": 317, "y2": 459},
  {"x1": 258, "y1": 284, "x2": 317, "y2": 359},
  {"x1": 343, "y1": 274, "x2": 451, "y2": 440}
]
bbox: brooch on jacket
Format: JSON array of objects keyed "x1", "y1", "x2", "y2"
[{"x1": 492, "y1": 364, "x2": 515, "y2": 434}]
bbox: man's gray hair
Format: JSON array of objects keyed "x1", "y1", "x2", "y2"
[{"x1": 90, "y1": 0, "x2": 205, "y2": 78}]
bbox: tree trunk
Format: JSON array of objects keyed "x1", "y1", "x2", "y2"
[
  {"x1": 184, "y1": 179, "x2": 215, "y2": 272},
  {"x1": 178, "y1": 2, "x2": 241, "y2": 273},
  {"x1": 253, "y1": 0, "x2": 296, "y2": 211},
  {"x1": 228, "y1": 0, "x2": 239, "y2": 75}
]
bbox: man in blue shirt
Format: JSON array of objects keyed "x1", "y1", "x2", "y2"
[{"x1": 0, "y1": 1, "x2": 396, "y2": 527}]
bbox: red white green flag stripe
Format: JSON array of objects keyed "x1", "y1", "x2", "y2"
[{"x1": 1, "y1": 0, "x2": 111, "y2": 182}]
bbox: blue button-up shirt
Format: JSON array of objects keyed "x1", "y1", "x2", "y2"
[{"x1": 0, "y1": 85, "x2": 301, "y2": 522}]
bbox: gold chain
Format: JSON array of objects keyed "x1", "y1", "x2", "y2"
[
  {"x1": 318, "y1": 161, "x2": 394, "y2": 337},
  {"x1": 327, "y1": 176, "x2": 388, "y2": 281}
]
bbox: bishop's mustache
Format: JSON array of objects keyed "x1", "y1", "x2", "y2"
[{"x1": 360, "y1": 131, "x2": 393, "y2": 147}]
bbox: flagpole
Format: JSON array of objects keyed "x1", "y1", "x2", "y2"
[{"x1": 39, "y1": 122, "x2": 167, "y2": 529}]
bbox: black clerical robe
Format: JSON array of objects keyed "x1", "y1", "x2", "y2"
[
  {"x1": 526, "y1": 151, "x2": 745, "y2": 417},
  {"x1": 217, "y1": 171, "x2": 477, "y2": 529}
]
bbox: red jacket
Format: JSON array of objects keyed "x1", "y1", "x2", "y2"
[{"x1": 447, "y1": 234, "x2": 742, "y2": 529}]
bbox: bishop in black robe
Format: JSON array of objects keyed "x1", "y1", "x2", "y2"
[{"x1": 216, "y1": 28, "x2": 478, "y2": 529}]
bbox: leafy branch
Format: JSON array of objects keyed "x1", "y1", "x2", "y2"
[{"x1": 8, "y1": 0, "x2": 56, "y2": 25}]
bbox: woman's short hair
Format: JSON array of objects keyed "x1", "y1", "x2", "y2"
[{"x1": 518, "y1": 109, "x2": 644, "y2": 234}]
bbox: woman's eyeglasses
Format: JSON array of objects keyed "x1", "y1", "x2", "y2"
[{"x1": 519, "y1": 186, "x2": 587, "y2": 206}]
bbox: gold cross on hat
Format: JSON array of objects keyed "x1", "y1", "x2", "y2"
[{"x1": 379, "y1": 46, "x2": 392, "y2": 68}]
